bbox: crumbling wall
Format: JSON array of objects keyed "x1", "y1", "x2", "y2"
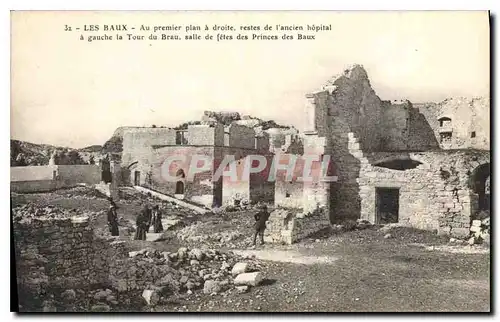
[
  {"x1": 121, "y1": 128, "x2": 176, "y2": 167},
  {"x1": 264, "y1": 208, "x2": 330, "y2": 244},
  {"x1": 406, "y1": 106, "x2": 441, "y2": 151},
  {"x1": 13, "y1": 212, "x2": 173, "y2": 299},
  {"x1": 150, "y1": 146, "x2": 215, "y2": 203},
  {"x1": 380, "y1": 100, "x2": 410, "y2": 151},
  {"x1": 416, "y1": 97, "x2": 490, "y2": 150},
  {"x1": 14, "y1": 216, "x2": 98, "y2": 289},
  {"x1": 320, "y1": 65, "x2": 384, "y2": 152},
  {"x1": 359, "y1": 150, "x2": 490, "y2": 237},
  {"x1": 255, "y1": 133, "x2": 270, "y2": 152},
  {"x1": 274, "y1": 180, "x2": 303, "y2": 209},
  {"x1": 228, "y1": 124, "x2": 256, "y2": 149},
  {"x1": 187, "y1": 124, "x2": 224, "y2": 146}
]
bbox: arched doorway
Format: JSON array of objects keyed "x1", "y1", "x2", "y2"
[
  {"x1": 175, "y1": 181, "x2": 185, "y2": 195},
  {"x1": 175, "y1": 169, "x2": 185, "y2": 195},
  {"x1": 469, "y1": 163, "x2": 490, "y2": 211}
]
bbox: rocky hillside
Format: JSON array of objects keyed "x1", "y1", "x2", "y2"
[
  {"x1": 10, "y1": 140, "x2": 59, "y2": 166},
  {"x1": 11, "y1": 140, "x2": 107, "y2": 167}
]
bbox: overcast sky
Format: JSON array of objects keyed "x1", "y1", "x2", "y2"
[{"x1": 11, "y1": 11, "x2": 489, "y2": 148}]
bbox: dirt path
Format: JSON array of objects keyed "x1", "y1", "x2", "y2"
[{"x1": 232, "y1": 248, "x2": 339, "y2": 265}]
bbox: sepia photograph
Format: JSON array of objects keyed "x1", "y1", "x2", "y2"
[{"x1": 10, "y1": 10, "x2": 491, "y2": 313}]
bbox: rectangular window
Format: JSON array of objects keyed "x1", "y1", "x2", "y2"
[{"x1": 471, "y1": 131, "x2": 476, "y2": 138}]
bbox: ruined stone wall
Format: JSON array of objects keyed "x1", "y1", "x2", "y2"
[
  {"x1": 406, "y1": 106, "x2": 441, "y2": 151},
  {"x1": 264, "y1": 208, "x2": 330, "y2": 244},
  {"x1": 14, "y1": 216, "x2": 99, "y2": 289},
  {"x1": 380, "y1": 101, "x2": 410, "y2": 151},
  {"x1": 187, "y1": 124, "x2": 224, "y2": 146},
  {"x1": 255, "y1": 133, "x2": 270, "y2": 152},
  {"x1": 249, "y1": 172, "x2": 275, "y2": 204},
  {"x1": 274, "y1": 180, "x2": 303, "y2": 209},
  {"x1": 220, "y1": 148, "x2": 272, "y2": 205},
  {"x1": 320, "y1": 65, "x2": 384, "y2": 152},
  {"x1": 359, "y1": 150, "x2": 490, "y2": 237},
  {"x1": 416, "y1": 97, "x2": 490, "y2": 150},
  {"x1": 228, "y1": 124, "x2": 256, "y2": 149},
  {"x1": 150, "y1": 146, "x2": 215, "y2": 203},
  {"x1": 14, "y1": 215, "x2": 174, "y2": 298},
  {"x1": 121, "y1": 128, "x2": 176, "y2": 167}
]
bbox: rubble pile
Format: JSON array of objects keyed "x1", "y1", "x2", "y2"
[
  {"x1": 54, "y1": 186, "x2": 108, "y2": 199},
  {"x1": 16, "y1": 246, "x2": 50, "y2": 311},
  {"x1": 120, "y1": 247, "x2": 266, "y2": 308},
  {"x1": 177, "y1": 224, "x2": 245, "y2": 245},
  {"x1": 469, "y1": 217, "x2": 490, "y2": 245},
  {"x1": 12, "y1": 203, "x2": 104, "y2": 223},
  {"x1": 31, "y1": 287, "x2": 146, "y2": 312}
]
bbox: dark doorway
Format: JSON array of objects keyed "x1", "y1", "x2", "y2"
[
  {"x1": 134, "y1": 171, "x2": 140, "y2": 186},
  {"x1": 376, "y1": 187, "x2": 400, "y2": 224},
  {"x1": 175, "y1": 181, "x2": 185, "y2": 194},
  {"x1": 469, "y1": 163, "x2": 490, "y2": 211}
]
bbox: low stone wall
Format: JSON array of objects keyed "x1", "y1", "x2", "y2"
[
  {"x1": 14, "y1": 216, "x2": 97, "y2": 289},
  {"x1": 11, "y1": 165, "x2": 101, "y2": 193},
  {"x1": 13, "y1": 213, "x2": 169, "y2": 298},
  {"x1": 11, "y1": 180, "x2": 66, "y2": 193},
  {"x1": 264, "y1": 208, "x2": 330, "y2": 244}
]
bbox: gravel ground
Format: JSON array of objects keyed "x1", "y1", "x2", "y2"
[{"x1": 11, "y1": 189, "x2": 491, "y2": 312}]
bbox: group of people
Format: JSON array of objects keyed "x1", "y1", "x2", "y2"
[
  {"x1": 107, "y1": 195, "x2": 271, "y2": 246},
  {"x1": 105, "y1": 197, "x2": 164, "y2": 240},
  {"x1": 134, "y1": 204, "x2": 164, "y2": 240}
]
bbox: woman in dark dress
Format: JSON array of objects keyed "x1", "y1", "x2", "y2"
[
  {"x1": 107, "y1": 202, "x2": 119, "y2": 236},
  {"x1": 152, "y1": 204, "x2": 164, "y2": 233},
  {"x1": 134, "y1": 205, "x2": 149, "y2": 240}
]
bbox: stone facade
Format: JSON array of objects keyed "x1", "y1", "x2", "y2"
[
  {"x1": 305, "y1": 64, "x2": 490, "y2": 237},
  {"x1": 121, "y1": 120, "x2": 279, "y2": 208},
  {"x1": 416, "y1": 97, "x2": 490, "y2": 150},
  {"x1": 358, "y1": 150, "x2": 490, "y2": 237}
]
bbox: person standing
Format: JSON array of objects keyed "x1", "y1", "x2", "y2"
[
  {"x1": 145, "y1": 205, "x2": 153, "y2": 233},
  {"x1": 134, "y1": 205, "x2": 149, "y2": 240},
  {"x1": 107, "y1": 200, "x2": 119, "y2": 236},
  {"x1": 152, "y1": 204, "x2": 164, "y2": 233},
  {"x1": 253, "y1": 204, "x2": 270, "y2": 246}
]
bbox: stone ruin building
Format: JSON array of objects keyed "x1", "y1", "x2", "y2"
[
  {"x1": 119, "y1": 64, "x2": 490, "y2": 240},
  {"x1": 304, "y1": 65, "x2": 490, "y2": 238}
]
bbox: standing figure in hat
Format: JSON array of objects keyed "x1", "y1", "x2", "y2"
[
  {"x1": 152, "y1": 204, "x2": 164, "y2": 233},
  {"x1": 253, "y1": 204, "x2": 270, "y2": 246},
  {"x1": 134, "y1": 204, "x2": 150, "y2": 240},
  {"x1": 107, "y1": 198, "x2": 119, "y2": 236}
]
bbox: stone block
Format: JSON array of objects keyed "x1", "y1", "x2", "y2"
[
  {"x1": 234, "y1": 272, "x2": 263, "y2": 286},
  {"x1": 203, "y1": 280, "x2": 221, "y2": 294},
  {"x1": 450, "y1": 227, "x2": 470, "y2": 238},
  {"x1": 471, "y1": 220, "x2": 482, "y2": 227},
  {"x1": 231, "y1": 262, "x2": 249, "y2": 276},
  {"x1": 437, "y1": 226, "x2": 451, "y2": 236},
  {"x1": 142, "y1": 289, "x2": 160, "y2": 306},
  {"x1": 470, "y1": 225, "x2": 481, "y2": 233}
]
